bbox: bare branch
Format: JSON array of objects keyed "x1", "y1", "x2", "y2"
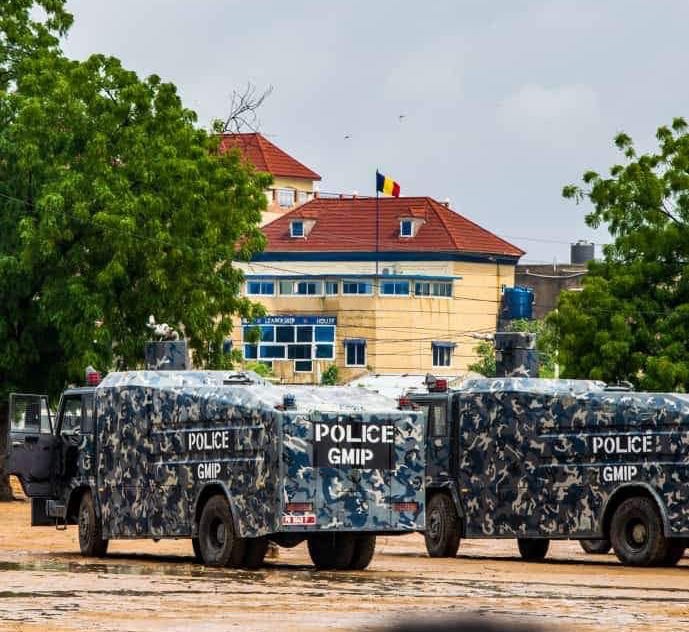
[{"x1": 222, "y1": 83, "x2": 273, "y2": 134}]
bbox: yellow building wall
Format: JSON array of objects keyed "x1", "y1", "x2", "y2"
[
  {"x1": 262, "y1": 176, "x2": 317, "y2": 225},
  {"x1": 231, "y1": 259, "x2": 516, "y2": 383}
]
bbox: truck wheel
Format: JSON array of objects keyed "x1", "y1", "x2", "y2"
[
  {"x1": 424, "y1": 493, "x2": 460, "y2": 558},
  {"x1": 307, "y1": 533, "x2": 356, "y2": 570},
  {"x1": 610, "y1": 497, "x2": 667, "y2": 566},
  {"x1": 198, "y1": 495, "x2": 239, "y2": 567},
  {"x1": 192, "y1": 538, "x2": 203, "y2": 563},
  {"x1": 579, "y1": 539, "x2": 611, "y2": 555},
  {"x1": 348, "y1": 535, "x2": 376, "y2": 570},
  {"x1": 78, "y1": 490, "x2": 109, "y2": 558},
  {"x1": 243, "y1": 537, "x2": 269, "y2": 569},
  {"x1": 661, "y1": 540, "x2": 685, "y2": 567},
  {"x1": 517, "y1": 538, "x2": 549, "y2": 561}
]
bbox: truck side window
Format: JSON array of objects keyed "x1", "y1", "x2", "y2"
[
  {"x1": 61, "y1": 398, "x2": 82, "y2": 435},
  {"x1": 430, "y1": 405, "x2": 447, "y2": 437},
  {"x1": 81, "y1": 394, "x2": 94, "y2": 434}
]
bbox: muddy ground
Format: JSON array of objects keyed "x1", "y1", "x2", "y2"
[{"x1": 2, "y1": 498, "x2": 689, "y2": 632}]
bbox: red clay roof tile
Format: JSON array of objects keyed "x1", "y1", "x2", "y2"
[
  {"x1": 261, "y1": 197, "x2": 524, "y2": 257},
  {"x1": 219, "y1": 133, "x2": 321, "y2": 181}
]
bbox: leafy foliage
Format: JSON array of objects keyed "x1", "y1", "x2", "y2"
[
  {"x1": 467, "y1": 319, "x2": 558, "y2": 378},
  {"x1": 321, "y1": 364, "x2": 339, "y2": 385},
  {"x1": 553, "y1": 118, "x2": 689, "y2": 390},
  {"x1": 467, "y1": 340, "x2": 497, "y2": 377},
  {"x1": 0, "y1": 3, "x2": 269, "y2": 400}
]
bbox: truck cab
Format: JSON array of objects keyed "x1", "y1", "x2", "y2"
[{"x1": 9, "y1": 388, "x2": 96, "y2": 527}]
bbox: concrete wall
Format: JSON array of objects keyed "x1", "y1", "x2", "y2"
[{"x1": 515, "y1": 263, "x2": 587, "y2": 319}]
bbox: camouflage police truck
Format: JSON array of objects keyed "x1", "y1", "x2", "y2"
[
  {"x1": 7, "y1": 371, "x2": 425, "y2": 569},
  {"x1": 411, "y1": 377, "x2": 689, "y2": 567}
]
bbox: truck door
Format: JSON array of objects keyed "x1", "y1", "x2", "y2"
[{"x1": 8, "y1": 394, "x2": 55, "y2": 497}]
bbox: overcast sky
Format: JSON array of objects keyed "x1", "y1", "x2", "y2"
[{"x1": 61, "y1": 0, "x2": 689, "y2": 263}]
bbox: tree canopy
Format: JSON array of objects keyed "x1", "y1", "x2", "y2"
[
  {"x1": 0, "y1": 1, "x2": 269, "y2": 400},
  {"x1": 552, "y1": 118, "x2": 689, "y2": 391}
]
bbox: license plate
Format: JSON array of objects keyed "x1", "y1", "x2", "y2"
[{"x1": 281, "y1": 513, "x2": 316, "y2": 526}]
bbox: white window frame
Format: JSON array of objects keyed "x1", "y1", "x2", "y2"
[
  {"x1": 345, "y1": 340, "x2": 366, "y2": 367},
  {"x1": 245, "y1": 280, "x2": 275, "y2": 296},
  {"x1": 432, "y1": 343, "x2": 453, "y2": 367},
  {"x1": 400, "y1": 219, "x2": 413, "y2": 238},
  {"x1": 279, "y1": 189, "x2": 295, "y2": 208},
  {"x1": 342, "y1": 280, "x2": 373, "y2": 296},
  {"x1": 379, "y1": 280, "x2": 410, "y2": 297},
  {"x1": 290, "y1": 220, "x2": 304, "y2": 237}
]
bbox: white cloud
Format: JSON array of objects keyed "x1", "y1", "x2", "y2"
[{"x1": 497, "y1": 83, "x2": 601, "y2": 145}]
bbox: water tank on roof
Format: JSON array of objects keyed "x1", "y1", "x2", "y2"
[
  {"x1": 571, "y1": 240, "x2": 595, "y2": 264},
  {"x1": 503, "y1": 286, "x2": 534, "y2": 320}
]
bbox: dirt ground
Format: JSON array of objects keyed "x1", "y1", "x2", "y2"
[{"x1": 2, "y1": 497, "x2": 689, "y2": 632}]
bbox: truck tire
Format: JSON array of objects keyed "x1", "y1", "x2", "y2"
[
  {"x1": 192, "y1": 537, "x2": 203, "y2": 563},
  {"x1": 610, "y1": 497, "x2": 667, "y2": 566},
  {"x1": 307, "y1": 533, "x2": 356, "y2": 570},
  {"x1": 348, "y1": 535, "x2": 376, "y2": 570},
  {"x1": 517, "y1": 538, "x2": 549, "y2": 561},
  {"x1": 579, "y1": 539, "x2": 611, "y2": 555},
  {"x1": 661, "y1": 540, "x2": 685, "y2": 567},
  {"x1": 424, "y1": 493, "x2": 461, "y2": 558},
  {"x1": 78, "y1": 490, "x2": 109, "y2": 558},
  {"x1": 243, "y1": 537, "x2": 269, "y2": 569},
  {"x1": 198, "y1": 495, "x2": 240, "y2": 567}
]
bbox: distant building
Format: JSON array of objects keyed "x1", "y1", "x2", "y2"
[
  {"x1": 233, "y1": 196, "x2": 524, "y2": 383},
  {"x1": 219, "y1": 133, "x2": 321, "y2": 224}
]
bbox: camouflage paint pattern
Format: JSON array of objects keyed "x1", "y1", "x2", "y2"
[
  {"x1": 94, "y1": 371, "x2": 424, "y2": 539},
  {"x1": 425, "y1": 378, "x2": 689, "y2": 538}
]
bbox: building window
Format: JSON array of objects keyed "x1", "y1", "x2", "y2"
[
  {"x1": 380, "y1": 280, "x2": 410, "y2": 296},
  {"x1": 295, "y1": 360, "x2": 313, "y2": 372},
  {"x1": 279, "y1": 189, "x2": 295, "y2": 208},
  {"x1": 415, "y1": 282, "x2": 430, "y2": 296},
  {"x1": 400, "y1": 219, "x2": 413, "y2": 237},
  {"x1": 343, "y1": 280, "x2": 373, "y2": 295},
  {"x1": 290, "y1": 220, "x2": 304, "y2": 237},
  {"x1": 297, "y1": 190, "x2": 308, "y2": 204},
  {"x1": 296, "y1": 280, "x2": 322, "y2": 295},
  {"x1": 345, "y1": 340, "x2": 366, "y2": 366},
  {"x1": 279, "y1": 280, "x2": 295, "y2": 295},
  {"x1": 432, "y1": 342, "x2": 454, "y2": 367},
  {"x1": 246, "y1": 280, "x2": 275, "y2": 296},
  {"x1": 414, "y1": 281, "x2": 452, "y2": 297},
  {"x1": 432, "y1": 282, "x2": 452, "y2": 297},
  {"x1": 325, "y1": 280, "x2": 338, "y2": 295},
  {"x1": 276, "y1": 326, "x2": 295, "y2": 343},
  {"x1": 315, "y1": 326, "x2": 335, "y2": 342},
  {"x1": 243, "y1": 319, "x2": 337, "y2": 373}
]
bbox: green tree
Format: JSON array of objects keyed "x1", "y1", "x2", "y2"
[
  {"x1": 553, "y1": 118, "x2": 689, "y2": 390},
  {"x1": 467, "y1": 319, "x2": 558, "y2": 378},
  {"x1": 0, "y1": 2, "x2": 269, "y2": 499},
  {"x1": 321, "y1": 364, "x2": 339, "y2": 385}
]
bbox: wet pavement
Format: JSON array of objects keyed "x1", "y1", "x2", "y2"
[{"x1": 2, "y1": 500, "x2": 689, "y2": 631}]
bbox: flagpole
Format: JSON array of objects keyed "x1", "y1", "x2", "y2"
[{"x1": 375, "y1": 184, "x2": 380, "y2": 279}]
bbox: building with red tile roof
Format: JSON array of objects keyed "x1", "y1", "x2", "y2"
[
  {"x1": 219, "y1": 133, "x2": 321, "y2": 224},
  {"x1": 261, "y1": 196, "x2": 524, "y2": 258},
  {"x1": 233, "y1": 195, "x2": 525, "y2": 384}
]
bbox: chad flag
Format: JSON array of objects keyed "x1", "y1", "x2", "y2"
[{"x1": 376, "y1": 171, "x2": 401, "y2": 197}]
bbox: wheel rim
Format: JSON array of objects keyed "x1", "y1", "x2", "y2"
[
  {"x1": 428, "y1": 509, "x2": 442, "y2": 542},
  {"x1": 209, "y1": 517, "x2": 226, "y2": 551},
  {"x1": 79, "y1": 506, "x2": 90, "y2": 542},
  {"x1": 625, "y1": 519, "x2": 648, "y2": 551}
]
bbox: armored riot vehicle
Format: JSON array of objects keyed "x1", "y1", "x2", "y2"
[
  {"x1": 7, "y1": 371, "x2": 425, "y2": 569},
  {"x1": 411, "y1": 377, "x2": 689, "y2": 567}
]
